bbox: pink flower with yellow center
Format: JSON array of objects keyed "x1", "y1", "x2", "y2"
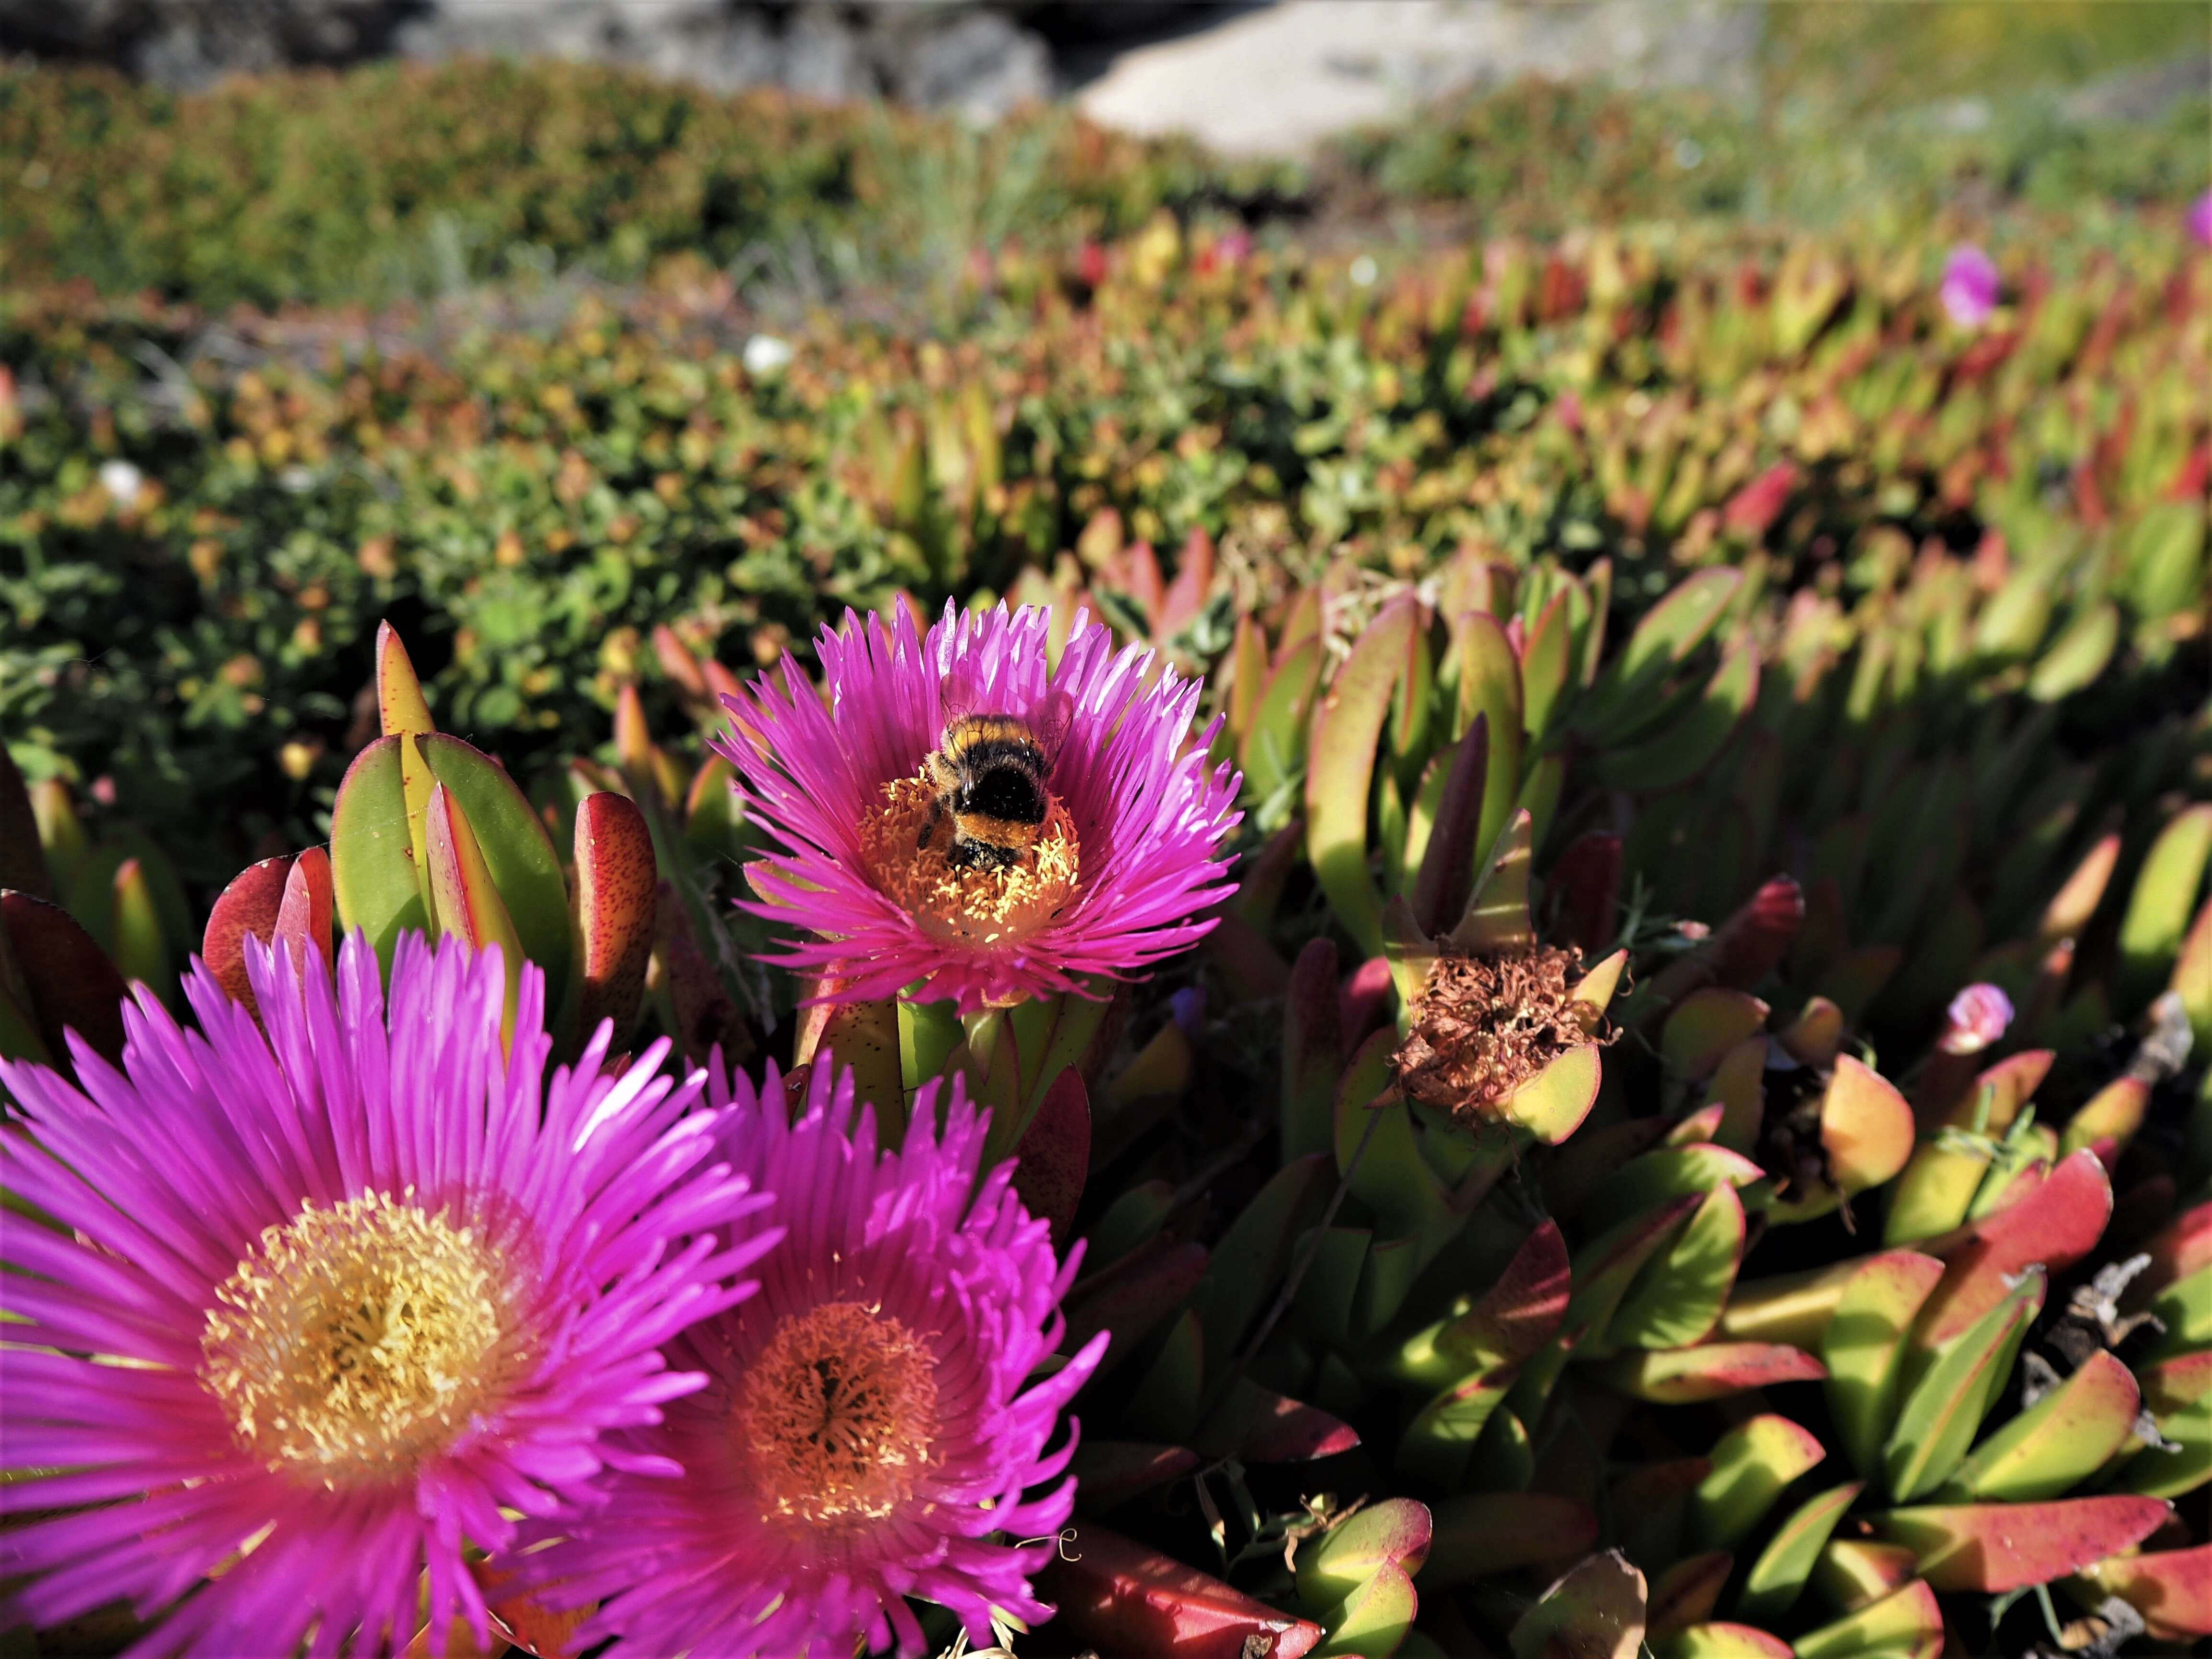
[
  {"x1": 525, "y1": 1056, "x2": 1106, "y2": 1657},
  {"x1": 715, "y1": 601, "x2": 1239, "y2": 1012},
  {"x1": 0, "y1": 934, "x2": 769, "y2": 1656}
]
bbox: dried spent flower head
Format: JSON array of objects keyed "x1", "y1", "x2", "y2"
[{"x1": 1391, "y1": 942, "x2": 1596, "y2": 1122}]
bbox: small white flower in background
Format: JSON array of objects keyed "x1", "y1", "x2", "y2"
[
  {"x1": 1349, "y1": 254, "x2": 1379, "y2": 288},
  {"x1": 97, "y1": 459, "x2": 143, "y2": 508},
  {"x1": 743, "y1": 333, "x2": 794, "y2": 377}
]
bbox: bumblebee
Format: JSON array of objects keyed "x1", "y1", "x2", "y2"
[{"x1": 921, "y1": 713, "x2": 1059, "y2": 872}]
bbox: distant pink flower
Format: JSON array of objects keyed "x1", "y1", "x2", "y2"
[
  {"x1": 529, "y1": 1058, "x2": 1106, "y2": 1659},
  {"x1": 1938, "y1": 982, "x2": 2014, "y2": 1055},
  {"x1": 1940, "y1": 244, "x2": 2000, "y2": 328},
  {"x1": 0, "y1": 934, "x2": 765, "y2": 1656},
  {"x1": 2190, "y1": 189, "x2": 2212, "y2": 249},
  {"x1": 717, "y1": 602, "x2": 1239, "y2": 1012}
]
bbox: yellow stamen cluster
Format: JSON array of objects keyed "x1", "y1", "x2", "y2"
[
  {"x1": 736, "y1": 1299, "x2": 939, "y2": 1524},
  {"x1": 857, "y1": 771, "x2": 1080, "y2": 946},
  {"x1": 200, "y1": 1190, "x2": 517, "y2": 1485}
]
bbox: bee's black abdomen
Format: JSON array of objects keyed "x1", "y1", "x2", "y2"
[{"x1": 960, "y1": 742, "x2": 1048, "y2": 825}]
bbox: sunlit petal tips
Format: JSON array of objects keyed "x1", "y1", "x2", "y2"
[
  {"x1": 713, "y1": 601, "x2": 1241, "y2": 1013},
  {"x1": 529, "y1": 1056, "x2": 1107, "y2": 1659},
  {"x1": 0, "y1": 932, "x2": 771, "y2": 1657}
]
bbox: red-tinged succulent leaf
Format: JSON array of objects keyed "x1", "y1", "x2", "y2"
[
  {"x1": 202, "y1": 854, "x2": 293, "y2": 1011},
  {"x1": 1667, "y1": 1101, "x2": 1726, "y2": 1147},
  {"x1": 1810, "y1": 1055, "x2": 1914, "y2": 1198},
  {"x1": 1545, "y1": 1117, "x2": 1674, "y2": 1220},
  {"x1": 1072, "y1": 1442, "x2": 1200, "y2": 1512},
  {"x1": 1311, "y1": 1560, "x2": 1415, "y2": 1659},
  {"x1": 1284, "y1": 937, "x2": 1344, "y2": 1160},
  {"x1": 650, "y1": 622, "x2": 710, "y2": 704},
  {"x1": 1825, "y1": 1250, "x2": 1948, "y2": 1478},
  {"x1": 2140, "y1": 1348, "x2": 2212, "y2": 1412},
  {"x1": 1338, "y1": 954, "x2": 1396, "y2": 1047},
  {"x1": 573, "y1": 792, "x2": 657, "y2": 1044},
  {"x1": 1945, "y1": 1349, "x2": 2139, "y2": 1502},
  {"x1": 1197, "y1": 1376, "x2": 1359, "y2": 1465},
  {"x1": 0, "y1": 890, "x2": 128, "y2": 1068},
  {"x1": 1451, "y1": 610, "x2": 1525, "y2": 862},
  {"x1": 2130, "y1": 1198, "x2": 2212, "y2": 1298},
  {"x1": 1065, "y1": 1238, "x2": 1209, "y2": 1374},
  {"x1": 1308, "y1": 594, "x2": 1423, "y2": 958},
  {"x1": 1723, "y1": 461, "x2": 1799, "y2": 538},
  {"x1": 1193, "y1": 1153, "x2": 1334, "y2": 1376},
  {"x1": 1509, "y1": 1548, "x2": 1646, "y2": 1659},
  {"x1": 1592, "y1": 641, "x2": 1760, "y2": 796},
  {"x1": 274, "y1": 846, "x2": 334, "y2": 972},
  {"x1": 1440, "y1": 1218, "x2": 1571, "y2": 1375},
  {"x1": 1692, "y1": 1415, "x2": 1827, "y2": 1551},
  {"x1": 1546, "y1": 831, "x2": 1623, "y2": 957},
  {"x1": 418, "y1": 734, "x2": 571, "y2": 1008},
  {"x1": 1646, "y1": 1551, "x2": 1732, "y2": 1639},
  {"x1": 1607, "y1": 1181, "x2": 1745, "y2": 1352},
  {"x1": 1567, "y1": 1194, "x2": 1703, "y2": 1341},
  {"x1": 1421, "y1": 1492, "x2": 1597, "y2": 1585},
  {"x1": 1202, "y1": 912, "x2": 1292, "y2": 1006},
  {"x1": 2037, "y1": 831, "x2": 2120, "y2": 947},
  {"x1": 1010, "y1": 1067, "x2": 1089, "y2": 1245},
  {"x1": 1777, "y1": 996, "x2": 1843, "y2": 1069},
  {"x1": 1653, "y1": 1623, "x2": 1791, "y2": 1659},
  {"x1": 1570, "y1": 948, "x2": 1628, "y2": 1029},
  {"x1": 1659, "y1": 987, "x2": 1770, "y2": 1081},
  {"x1": 1038, "y1": 1523, "x2": 1323, "y2": 1659},
  {"x1": 2073, "y1": 1544, "x2": 2212, "y2": 1640},
  {"x1": 1450, "y1": 807, "x2": 1535, "y2": 957},
  {"x1": 1793, "y1": 1579, "x2": 1942, "y2": 1659},
  {"x1": 1813, "y1": 1539, "x2": 1920, "y2": 1613},
  {"x1": 1738, "y1": 1480, "x2": 1863, "y2": 1623},
  {"x1": 0, "y1": 745, "x2": 52, "y2": 900},
  {"x1": 2060, "y1": 1076, "x2": 2149, "y2": 1165},
  {"x1": 1602, "y1": 1342, "x2": 1827, "y2": 1404},
  {"x1": 1408, "y1": 713, "x2": 1489, "y2": 939},
  {"x1": 1878, "y1": 1496, "x2": 2172, "y2": 1593},
  {"x1": 1521, "y1": 588, "x2": 1576, "y2": 741},
  {"x1": 1501, "y1": 1041, "x2": 1603, "y2": 1144},
  {"x1": 1587, "y1": 1143, "x2": 1766, "y2": 1217},
  {"x1": 1913, "y1": 1149, "x2": 2112, "y2": 1353},
  {"x1": 1158, "y1": 526, "x2": 1214, "y2": 642},
  {"x1": 424, "y1": 783, "x2": 525, "y2": 1042},
  {"x1": 1644, "y1": 875, "x2": 1803, "y2": 1010},
  {"x1": 375, "y1": 618, "x2": 435, "y2": 737},
  {"x1": 1887, "y1": 1274, "x2": 2040, "y2": 1503},
  {"x1": 1298, "y1": 1497, "x2": 1432, "y2": 1608},
  {"x1": 330, "y1": 735, "x2": 431, "y2": 968}
]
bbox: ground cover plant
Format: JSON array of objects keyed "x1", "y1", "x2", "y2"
[{"x1": 2, "y1": 36, "x2": 2210, "y2": 1659}]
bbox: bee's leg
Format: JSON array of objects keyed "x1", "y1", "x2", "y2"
[{"x1": 918, "y1": 796, "x2": 943, "y2": 851}]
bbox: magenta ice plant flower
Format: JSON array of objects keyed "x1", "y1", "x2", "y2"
[
  {"x1": 2190, "y1": 188, "x2": 2212, "y2": 250},
  {"x1": 1937, "y1": 981, "x2": 2014, "y2": 1056},
  {"x1": 716, "y1": 601, "x2": 1239, "y2": 1012},
  {"x1": 525, "y1": 1057, "x2": 1106, "y2": 1659},
  {"x1": 1940, "y1": 243, "x2": 2000, "y2": 328},
  {"x1": 0, "y1": 933, "x2": 770, "y2": 1657}
]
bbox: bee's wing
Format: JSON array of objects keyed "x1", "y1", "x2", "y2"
[{"x1": 1031, "y1": 689, "x2": 1077, "y2": 763}]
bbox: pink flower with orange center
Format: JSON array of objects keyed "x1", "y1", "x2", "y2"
[{"x1": 716, "y1": 602, "x2": 1239, "y2": 1012}]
